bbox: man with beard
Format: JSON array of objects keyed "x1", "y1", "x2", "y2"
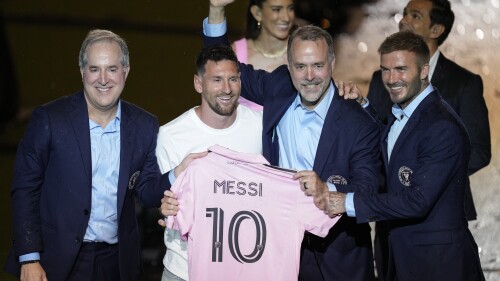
[
  {"x1": 155, "y1": 44, "x2": 263, "y2": 281},
  {"x1": 367, "y1": 1, "x2": 490, "y2": 278},
  {"x1": 368, "y1": 0, "x2": 490, "y2": 220},
  {"x1": 171, "y1": 0, "x2": 382, "y2": 280},
  {"x1": 310, "y1": 31, "x2": 485, "y2": 281}
]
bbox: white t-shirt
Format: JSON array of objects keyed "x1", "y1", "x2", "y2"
[
  {"x1": 167, "y1": 145, "x2": 340, "y2": 281},
  {"x1": 156, "y1": 105, "x2": 263, "y2": 280}
]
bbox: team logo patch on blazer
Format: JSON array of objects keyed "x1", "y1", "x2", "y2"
[
  {"x1": 398, "y1": 166, "x2": 413, "y2": 186},
  {"x1": 327, "y1": 175, "x2": 347, "y2": 185},
  {"x1": 129, "y1": 171, "x2": 141, "y2": 190}
]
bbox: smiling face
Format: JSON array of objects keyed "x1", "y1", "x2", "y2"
[
  {"x1": 195, "y1": 59, "x2": 241, "y2": 117},
  {"x1": 80, "y1": 41, "x2": 129, "y2": 115},
  {"x1": 288, "y1": 38, "x2": 335, "y2": 109},
  {"x1": 253, "y1": 0, "x2": 295, "y2": 40},
  {"x1": 380, "y1": 50, "x2": 429, "y2": 109}
]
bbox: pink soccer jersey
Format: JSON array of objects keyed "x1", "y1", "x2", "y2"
[{"x1": 167, "y1": 145, "x2": 340, "y2": 281}]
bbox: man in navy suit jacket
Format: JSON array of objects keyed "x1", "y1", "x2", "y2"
[
  {"x1": 4, "y1": 30, "x2": 179, "y2": 281},
  {"x1": 368, "y1": 0, "x2": 490, "y2": 221},
  {"x1": 314, "y1": 31, "x2": 485, "y2": 281},
  {"x1": 200, "y1": 1, "x2": 381, "y2": 280},
  {"x1": 368, "y1": 1, "x2": 490, "y2": 279}
]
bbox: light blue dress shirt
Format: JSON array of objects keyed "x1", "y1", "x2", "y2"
[
  {"x1": 84, "y1": 102, "x2": 121, "y2": 244},
  {"x1": 19, "y1": 102, "x2": 122, "y2": 262},
  {"x1": 346, "y1": 84, "x2": 434, "y2": 217},
  {"x1": 277, "y1": 84, "x2": 333, "y2": 174},
  {"x1": 276, "y1": 85, "x2": 337, "y2": 192}
]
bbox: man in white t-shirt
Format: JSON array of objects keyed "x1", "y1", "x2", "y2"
[{"x1": 156, "y1": 44, "x2": 263, "y2": 281}]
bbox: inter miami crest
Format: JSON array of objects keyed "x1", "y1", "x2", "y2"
[
  {"x1": 327, "y1": 175, "x2": 348, "y2": 185},
  {"x1": 398, "y1": 166, "x2": 413, "y2": 186}
]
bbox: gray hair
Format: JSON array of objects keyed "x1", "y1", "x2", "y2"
[
  {"x1": 287, "y1": 25, "x2": 335, "y2": 63},
  {"x1": 78, "y1": 29, "x2": 129, "y2": 69}
]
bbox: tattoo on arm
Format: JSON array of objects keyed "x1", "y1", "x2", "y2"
[{"x1": 327, "y1": 192, "x2": 345, "y2": 217}]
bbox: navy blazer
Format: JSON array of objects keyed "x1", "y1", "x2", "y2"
[
  {"x1": 355, "y1": 91, "x2": 484, "y2": 280},
  {"x1": 367, "y1": 53, "x2": 491, "y2": 220},
  {"x1": 4, "y1": 91, "x2": 171, "y2": 281},
  {"x1": 205, "y1": 35, "x2": 381, "y2": 280}
]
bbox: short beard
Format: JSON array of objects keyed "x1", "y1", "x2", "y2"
[{"x1": 208, "y1": 100, "x2": 237, "y2": 117}]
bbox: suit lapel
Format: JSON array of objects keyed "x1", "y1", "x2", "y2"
[
  {"x1": 313, "y1": 91, "x2": 342, "y2": 174},
  {"x1": 117, "y1": 102, "x2": 134, "y2": 219},
  {"x1": 430, "y1": 53, "x2": 448, "y2": 94},
  {"x1": 69, "y1": 92, "x2": 92, "y2": 185},
  {"x1": 389, "y1": 91, "x2": 441, "y2": 162},
  {"x1": 389, "y1": 115, "x2": 416, "y2": 163},
  {"x1": 382, "y1": 113, "x2": 394, "y2": 167},
  {"x1": 264, "y1": 91, "x2": 297, "y2": 134}
]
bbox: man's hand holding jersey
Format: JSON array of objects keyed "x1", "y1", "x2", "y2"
[
  {"x1": 294, "y1": 170, "x2": 346, "y2": 217},
  {"x1": 159, "y1": 165, "x2": 346, "y2": 227},
  {"x1": 158, "y1": 151, "x2": 208, "y2": 227}
]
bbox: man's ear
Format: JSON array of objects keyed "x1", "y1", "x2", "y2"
[
  {"x1": 330, "y1": 57, "x2": 336, "y2": 73},
  {"x1": 124, "y1": 66, "x2": 130, "y2": 80},
  {"x1": 430, "y1": 24, "x2": 445, "y2": 39},
  {"x1": 194, "y1": 74, "x2": 203, "y2": 94},
  {"x1": 420, "y1": 63, "x2": 430, "y2": 81}
]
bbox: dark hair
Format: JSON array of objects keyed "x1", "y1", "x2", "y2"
[
  {"x1": 79, "y1": 29, "x2": 129, "y2": 69},
  {"x1": 244, "y1": 0, "x2": 266, "y2": 39},
  {"x1": 287, "y1": 25, "x2": 335, "y2": 63},
  {"x1": 244, "y1": 0, "x2": 296, "y2": 39},
  {"x1": 378, "y1": 31, "x2": 430, "y2": 68},
  {"x1": 428, "y1": 0, "x2": 455, "y2": 46},
  {"x1": 195, "y1": 44, "x2": 239, "y2": 76}
]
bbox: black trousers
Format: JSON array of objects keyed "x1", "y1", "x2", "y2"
[{"x1": 68, "y1": 242, "x2": 120, "y2": 281}]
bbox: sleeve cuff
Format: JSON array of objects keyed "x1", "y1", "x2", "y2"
[
  {"x1": 346, "y1": 192, "x2": 356, "y2": 217},
  {"x1": 19, "y1": 253, "x2": 40, "y2": 263},
  {"x1": 168, "y1": 169, "x2": 176, "y2": 185},
  {"x1": 203, "y1": 17, "x2": 227, "y2": 37},
  {"x1": 326, "y1": 182, "x2": 337, "y2": 192}
]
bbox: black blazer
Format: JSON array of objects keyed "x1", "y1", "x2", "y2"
[{"x1": 367, "y1": 53, "x2": 491, "y2": 220}]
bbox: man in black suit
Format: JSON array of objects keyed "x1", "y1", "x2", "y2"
[{"x1": 367, "y1": 0, "x2": 490, "y2": 279}]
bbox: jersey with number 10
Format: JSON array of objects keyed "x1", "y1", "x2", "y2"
[{"x1": 167, "y1": 145, "x2": 340, "y2": 281}]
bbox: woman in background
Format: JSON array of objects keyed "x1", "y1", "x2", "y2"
[
  {"x1": 232, "y1": 0, "x2": 295, "y2": 110},
  {"x1": 233, "y1": 0, "x2": 295, "y2": 71}
]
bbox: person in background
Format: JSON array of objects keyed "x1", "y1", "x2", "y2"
[
  {"x1": 311, "y1": 31, "x2": 485, "y2": 281},
  {"x1": 156, "y1": 44, "x2": 263, "y2": 281},
  {"x1": 3, "y1": 29, "x2": 177, "y2": 281},
  {"x1": 232, "y1": 0, "x2": 296, "y2": 110},
  {"x1": 233, "y1": 0, "x2": 295, "y2": 72}
]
